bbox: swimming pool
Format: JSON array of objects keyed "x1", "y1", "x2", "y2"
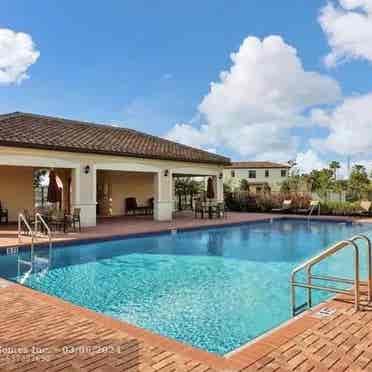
[{"x1": 0, "y1": 218, "x2": 370, "y2": 355}]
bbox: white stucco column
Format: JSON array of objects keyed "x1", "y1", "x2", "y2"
[
  {"x1": 211, "y1": 174, "x2": 224, "y2": 203},
  {"x1": 153, "y1": 170, "x2": 173, "y2": 221},
  {"x1": 71, "y1": 164, "x2": 97, "y2": 227},
  {"x1": 216, "y1": 175, "x2": 224, "y2": 202}
]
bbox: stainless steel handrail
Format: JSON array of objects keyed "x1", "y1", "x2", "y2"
[
  {"x1": 350, "y1": 234, "x2": 372, "y2": 302},
  {"x1": 18, "y1": 213, "x2": 34, "y2": 246},
  {"x1": 308, "y1": 202, "x2": 320, "y2": 220},
  {"x1": 35, "y1": 212, "x2": 52, "y2": 251},
  {"x1": 291, "y1": 239, "x2": 362, "y2": 315},
  {"x1": 18, "y1": 213, "x2": 35, "y2": 272}
]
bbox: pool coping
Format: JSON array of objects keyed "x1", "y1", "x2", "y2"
[{"x1": 0, "y1": 214, "x2": 369, "y2": 369}]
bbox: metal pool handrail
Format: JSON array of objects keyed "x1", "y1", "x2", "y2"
[
  {"x1": 350, "y1": 234, "x2": 372, "y2": 302},
  {"x1": 290, "y1": 238, "x2": 366, "y2": 316},
  {"x1": 35, "y1": 212, "x2": 52, "y2": 252},
  {"x1": 18, "y1": 213, "x2": 34, "y2": 247}
]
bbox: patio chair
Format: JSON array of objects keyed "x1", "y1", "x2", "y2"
[
  {"x1": 216, "y1": 202, "x2": 227, "y2": 219},
  {"x1": 147, "y1": 197, "x2": 154, "y2": 215},
  {"x1": 297, "y1": 200, "x2": 320, "y2": 215},
  {"x1": 125, "y1": 197, "x2": 150, "y2": 216},
  {"x1": 272, "y1": 200, "x2": 293, "y2": 213},
  {"x1": 356, "y1": 200, "x2": 372, "y2": 216},
  {"x1": 49, "y1": 209, "x2": 67, "y2": 233},
  {"x1": 194, "y1": 200, "x2": 207, "y2": 219},
  {"x1": 71, "y1": 208, "x2": 81, "y2": 232},
  {"x1": 0, "y1": 201, "x2": 8, "y2": 224}
]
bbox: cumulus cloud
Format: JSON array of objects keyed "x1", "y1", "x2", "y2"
[
  {"x1": 0, "y1": 28, "x2": 40, "y2": 85},
  {"x1": 311, "y1": 93, "x2": 372, "y2": 155},
  {"x1": 166, "y1": 35, "x2": 341, "y2": 159},
  {"x1": 319, "y1": 0, "x2": 372, "y2": 66},
  {"x1": 295, "y1": 149, "x2": 328, "y2": 174}
]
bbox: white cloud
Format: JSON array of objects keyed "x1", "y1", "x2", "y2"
[
  {"x1": 311, "y1": 93, "x2": 372, "y2": 155},
  {"x1": 319, "y1": 0, "x2": 372, "y2": 66},
  {"x1": 295, "y1": 149, "x2": 327, "y2": 174},
  {"x1": 166, "y1": 36, "x2": 340, "y2": 159},
  {"x1": 0, "y1": 28, "x2": 39, "y2": 85},
  {"x1": 166, "y1": 123, "x2": 211, "y2": 149}
]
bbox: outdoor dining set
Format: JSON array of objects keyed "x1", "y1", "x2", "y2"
[
  {"x1": 22, "y1": 207, "x2": 81, "y2": 234},
  {"x1": 194, "y1": 200, "x2": 227, "y2": 219}
]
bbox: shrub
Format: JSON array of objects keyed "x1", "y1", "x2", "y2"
[{"x1": 319, "y1": 200, "x2": 359, "y2": 215}]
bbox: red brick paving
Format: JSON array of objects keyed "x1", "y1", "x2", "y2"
[{"x1": 1, "y1": 283, "x2": 372, "y2": 371}]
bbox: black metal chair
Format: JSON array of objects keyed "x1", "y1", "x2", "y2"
[
  {"x1": 71, "y1": 208, "x2": 81, "y2": 232},
  {"x1": 194, "y1": 201, "x2": 207, "y2": 219},
  {"x1": 216, "y1": 202, "x2": 227, "y2": 218}
]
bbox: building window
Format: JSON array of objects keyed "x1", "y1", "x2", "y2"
[
  {"x1": 281, "y1": 169, "x2": 287, "y2": 177},
  {"x1": 248, "y1": 170, "x2": 256, "y2": 179},
  {"x1": 231, "y1": 170, "x2": 235, "y2": 177},
  {"x1": 265, "y1": 170, "x2": 269, "y2": 178}
]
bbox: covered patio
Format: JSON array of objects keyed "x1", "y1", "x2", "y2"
[{"x1": 0, "y1": 112, "x2": 229, "y2": 229}]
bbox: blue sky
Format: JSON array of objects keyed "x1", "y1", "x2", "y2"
[{"x1": 2, "y1": 0, "x2": 372, "y2": 173}]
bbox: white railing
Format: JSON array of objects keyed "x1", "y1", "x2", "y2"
[
  {"x1": 308, "y1": 201, "x2": 320, "y2": 220},
  {"x1": 290, "y1": 234, "x2": 372, "y2": 316},
  {"x1": 35, "y1": 212, "x2": 52, "y2": 251},
  {"x1": 18, "y1": 213, "x2": 34, "y2": 246},
  {"x1": 17, "y1": 213, "x2": 53, "y2": 281}
]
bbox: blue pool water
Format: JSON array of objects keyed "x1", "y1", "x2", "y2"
[{"x1": 0, "y1": 219, "x2": 371, "y2": 354}]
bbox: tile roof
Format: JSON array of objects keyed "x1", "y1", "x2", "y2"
[
  {"x1": 226, "y1": 161, "x2": 290, "y2": 169},
  {"x1": 0, "y1": 112, "x2": 230, "y2": 165}
]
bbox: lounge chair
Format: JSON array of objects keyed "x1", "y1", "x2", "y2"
[
  {"x1": 356, "y1": 200, "x2": 372, "y2": 216},
  {"x1": 272, "y1": 200, "x2": 292, "y2": 213},
  {"x1": 0, "y1": 201, "x2": 8, "y2": 224},
  {"x1": 125, "y1": 197, "x2": 153, "y2": 216},
  {"x1": 297, "y1": 200, "x2": 320, "y2": 215}
]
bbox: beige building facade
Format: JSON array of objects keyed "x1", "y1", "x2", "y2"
[{"x1": 224, "y1": 161, "x2": 290, "y2": 193}]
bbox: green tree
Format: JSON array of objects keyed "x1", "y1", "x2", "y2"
[
  {"x1": 309, "y1": 168, "x2": 334, "y2": 199},
  {"x1": 175, "y1": 177, "x2": 203, "y2": 210},
  {"x1": 329, "y1": 161, "x2": 341, "y2": 180},
  {"x1": 239, "y1": 179, "x2": 250, "y2": 191},
  {"x1": 348, "y1": 164, "x2": 370, "y2": 201}
]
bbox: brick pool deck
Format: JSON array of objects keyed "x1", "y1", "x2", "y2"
[{"x1": 1, "y1": 212, "x2": 372, "y2": 371}]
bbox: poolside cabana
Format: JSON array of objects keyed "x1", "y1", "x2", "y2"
[{"x1": 0, "y1": 112, "x2": 229, "y2": 226}]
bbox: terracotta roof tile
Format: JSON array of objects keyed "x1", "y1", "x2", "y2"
[{"x1": 0, "y1": 112, "x2": 230, "y2": 165}]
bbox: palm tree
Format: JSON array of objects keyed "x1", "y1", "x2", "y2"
[
  {"x1": 329, "y1": 161, "x2": 341, "y2": 180},
  {"x1": 175, "y1": 177, "x2": 203, "y2": 210}
]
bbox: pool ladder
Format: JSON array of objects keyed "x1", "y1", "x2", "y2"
[
  {"x1": 290, "y1": 234, "x2": 372, "y2": 316},
  {"x1": 17, "y1": 213, "x2": 53, "y2": 280}
]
